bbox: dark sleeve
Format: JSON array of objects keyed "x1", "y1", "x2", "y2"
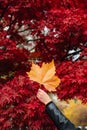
[{"x1": 45, "y1": 101, "x2": 81, "y2": 130}]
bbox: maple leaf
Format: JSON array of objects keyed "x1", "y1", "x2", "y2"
[{"x1": 27, "y1": 60, "x2": 60, "y2": 91}]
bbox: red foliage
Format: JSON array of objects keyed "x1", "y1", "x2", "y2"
[
  {"x1": 56, "y1": 60, "x2": 87, "y2": 102},
  {"x1": 35, "y1": 8, "x2": 87, "y2": 61},
  {"x1": 0, "y1": 75, "x2": 57, "y2": 130},
  {"x1": 0, "y1": 0, "x2": 87, "y2": 129}
]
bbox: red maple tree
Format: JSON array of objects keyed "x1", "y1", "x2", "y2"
[{"x1": 0, "y1": 0, "x2": 87, "y2": 129}]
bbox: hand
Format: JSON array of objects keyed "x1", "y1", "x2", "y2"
[{"x1": 37, "y1": 89, "x2": 52, "y2": 105}]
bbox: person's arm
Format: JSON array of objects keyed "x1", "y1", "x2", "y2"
[
  {"x1": 37, "y1": 89, "x2": 81, "y2": 130},
  {"x1": 46, "y1": 101, "x2": 80, "y2": 130}
]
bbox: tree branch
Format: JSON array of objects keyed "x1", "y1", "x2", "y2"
[
  {"x1": 7, "y1": 14, "x2": 19, "y2": 31},
  {"x1": 26, "y1": 38, "x2": 41, "y2": 42},
  {"x1": 18, "y1": 27, "x2": 33, "y2": 33}
]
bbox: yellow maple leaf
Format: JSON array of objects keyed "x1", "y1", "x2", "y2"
[{"x1": 27, "y1": 60, "x2": 60, "y2": 91}]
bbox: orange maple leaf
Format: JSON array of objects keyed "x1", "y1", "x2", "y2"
[{"x1": 27, "y1": 60, "x2": 60, "y2": 91}]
